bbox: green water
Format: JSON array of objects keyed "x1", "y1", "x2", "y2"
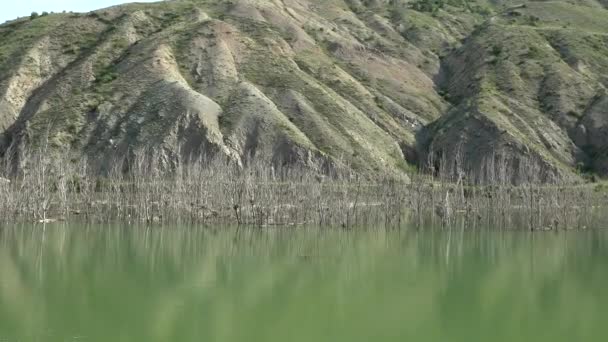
[{"x1": 1, "y1": 225, "x2": 608, "y2": 341}]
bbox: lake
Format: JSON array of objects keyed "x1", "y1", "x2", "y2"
[{"x1": 1, "y1": 224, "x2": 607, "y2": 341}]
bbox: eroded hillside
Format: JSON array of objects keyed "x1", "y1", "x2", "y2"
[{"x1": 0, "y1": 0, "x2": 607, "y2": 181}]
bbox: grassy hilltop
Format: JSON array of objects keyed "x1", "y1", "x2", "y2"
[{"x1": 1, "y1": 0, "x2": 607, "y2": 182}]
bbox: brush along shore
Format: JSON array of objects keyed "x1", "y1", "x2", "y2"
[{"x1": 1, "y1": 149, "x2": 606, "y2": 230}]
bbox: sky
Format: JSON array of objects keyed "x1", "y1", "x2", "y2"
[{"x1": 1, "y1": 0, "x2": 158, "y2": 24}]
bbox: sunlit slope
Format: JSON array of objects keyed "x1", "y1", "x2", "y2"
[{"x1": 0, "y1": 0, "x2": 607, "y2": 180}]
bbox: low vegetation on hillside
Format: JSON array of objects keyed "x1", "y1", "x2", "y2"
[{"x1": 1, "y1": 0, "x2": 607, "y2": 183}]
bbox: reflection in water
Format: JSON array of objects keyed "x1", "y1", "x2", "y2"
[{"x1": 0, "y1": 225, "x2": 607, "y2": 341}]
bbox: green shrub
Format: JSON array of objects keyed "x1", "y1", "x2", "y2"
[
  {"x1": 96, "y1": 71, "x2": 118, "y2": 84},
  {"x1": 491, "y1": 45, "x2": 502, "y2": 56},
  {"x1": 411, "y1": 0, "x2": 444, "y2": 13}
]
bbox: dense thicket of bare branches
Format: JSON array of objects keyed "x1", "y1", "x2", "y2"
[{"x1": 0, "y1": 146, "x2": 605, "y2": 230}]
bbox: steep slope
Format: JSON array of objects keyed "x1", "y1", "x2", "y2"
[
  {"x1": 0, "y1": 0, "x2": 607, "y2": 182},
  {"x1": 425, "y1": 1, "x2": 608, "y2": 182}
]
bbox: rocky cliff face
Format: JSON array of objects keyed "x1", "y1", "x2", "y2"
[{"x1": 0, "y1": 0, "x2": 607, "y2": 182}]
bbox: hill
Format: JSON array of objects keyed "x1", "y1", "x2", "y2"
[{"x1": 1, "y1": 0, "x2": 607, "y2": 182}]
